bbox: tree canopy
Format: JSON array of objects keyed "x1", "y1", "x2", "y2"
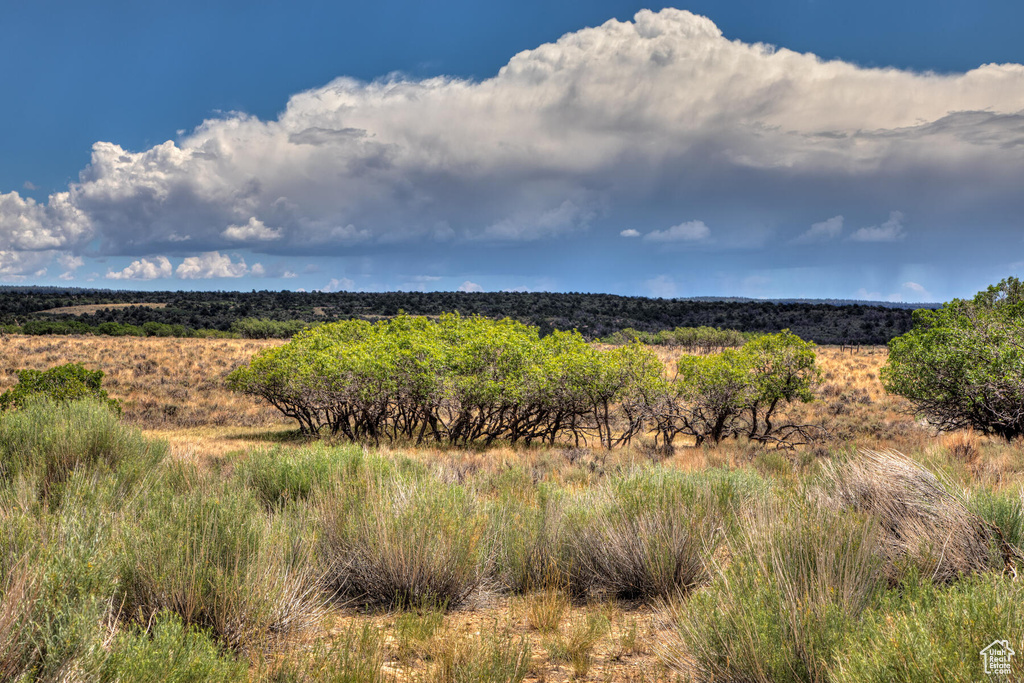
[{"x1": 882, "y1": 277, "x2": 1024, "y2": 440}]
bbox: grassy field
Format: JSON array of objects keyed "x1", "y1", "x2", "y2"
[{"x1": 0, "y1": 334, "x2": 1022, "y2": 681}]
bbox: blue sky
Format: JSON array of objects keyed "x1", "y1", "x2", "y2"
[{"x1": 2, "y1": 1, "x2": 1023, "y2": 300}]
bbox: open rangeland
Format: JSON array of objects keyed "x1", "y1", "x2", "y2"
[{"x1": 1, "y1": 333, "x2": 1022, "y2": 682}]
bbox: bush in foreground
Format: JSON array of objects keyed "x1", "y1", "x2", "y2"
[
  {"x1": 116, "y1": 481, "x2": 324, "y2": 651},
  {"x1": 316, "y1": 475, "x2": 489, "y2": 610},
  {"x1": 0, "y1": 397, "x2": 165, "y2": 500},
  {"x1": 668, "y1": 502, "x2": 882, "y2": 683},
  {"x1": 833, "y1": 572, "x2": 1024, "y2": 682}
]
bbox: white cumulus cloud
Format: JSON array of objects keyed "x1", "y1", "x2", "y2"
[
  {"x1": 106, "y1": 256, "x2": 173, "y2": 280},
  {"x1": 620, "y1": 229, "x2": 641, "y2": 238},
  {"x1": 458, "y1": 280, "x2": 483, "y2": 292},
  {"x1": 222, "y1": 217, "x2": 282, "y2": 242},
  {"x1": 0, "y1": 8, "x2": 1022, "y2": 266},
  {"x1": 175, "y1": 252, "x2": 250, "y2": 279}
]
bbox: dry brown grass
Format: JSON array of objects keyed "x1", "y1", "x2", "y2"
[
  {"x1": 36, "y1": 302, "x2": 169, "y2": 315},
  {"x1": 0, "y1": 334, "x2": 285, "y2": 430}
]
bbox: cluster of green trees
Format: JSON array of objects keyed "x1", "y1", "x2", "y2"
[
  {"x1": 228, "y1": 315, "x2": 819, "y2": 448},
  {"x1": 883, "y1": 277, "x2": 1024, "y2": 440},
  {"x1": 600, "y1": 326, "x2": 751, "y2": 351}
]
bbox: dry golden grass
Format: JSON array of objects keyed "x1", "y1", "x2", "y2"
[
  {"x1": 0, "y1": 334, "x2": 284, "y2": 430},
  {"x1": 36, "y1": 302, "x2": 169, "y2": 315}
]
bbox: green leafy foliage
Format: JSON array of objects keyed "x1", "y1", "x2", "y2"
[
  {"x1": 882, "y1": 277, "x2": 1024, "y2": 440},
  {"x1": 0, "y1": 362, "x2": 120, "y2": 413},
  {"x1": 228, "y1": 314, "x2": 665, "y2": 447},
  {"x1": 650, "y1": 330, "x2": 819, "y2": 446}
]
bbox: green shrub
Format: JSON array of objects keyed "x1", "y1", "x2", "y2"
[
  {"x1": 0, "y1": 481, "x2": 119, "y2": 681},
  {"x1": 882, "y1": 277, "x2": 1024, "y2": 440},
  {"x1": 235, "y1": 445, "x2": 362, "y2": 510},
  {"x1": 96, "y1": 321, "x2": 145, "y2": 337},
  {"x1": 101, "y1": 611, "x2": 248, "y2": 683},
  {"x1": 0, "y1": 363, "x2": 119, "y2": 413},
  {"x1": 115, "y1": 482, "x2": 323, "y2": 651},
  {"x1": 834, "y1": 572, "x2": 1024, "y2": 682},
  {"x1": 0, "y1": 398, "x2": 165, "y2": 500},
  {"x1": 316, "y1": 476, "x2": 488, "y2": 609},
  {"x1": 668, "y1": 503, "x2": 882, "y2": 683}
]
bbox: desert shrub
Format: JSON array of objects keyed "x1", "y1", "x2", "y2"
[
  {"x1": 818, "y1": 450, "x2": 1002, "y2": 583},
  {"x1": 101, "y1": 611, "x2": 247, "y2": 683},
  {"x1": 235, "y1": 445, "x2": 363, "y2": 510},
  {"x1": 668, "y1": 502, "x2": 882, "y2": 683},
  {"x1": 115, "y1": 482, "x2": 324, "y2": 651},
  {"x1": 0, "y1": 398, "x2": 165, "y2": 500},
  {"x1": 0, "y1": 481, "x2": 120, "y2": 681},
  {"x1": 650, "y1": 330, "x2": 819, "y2": 447},
  {"x1": 0, "y1": 362, "x2": 119, "y2": 413},
  {"x1": 562, "y1": 470, "x2": 726, "y2": 601},
  {"x1": 488, "y1": 485, "x2": 568, "y2": 594},
  {"x1": 316, "y1": 476, "x2": 489, "y2": 609},
  {"x1": 834, "y1": 572, "x2": 1024, "y2": 682}
]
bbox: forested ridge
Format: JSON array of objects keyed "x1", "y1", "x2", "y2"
[{"x1": 0, "y1": 287, "x2": 933, "y2": 344}]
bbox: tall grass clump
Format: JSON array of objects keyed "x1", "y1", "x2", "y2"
[
  {"x1": 0, "y1": 478, "x2": 121, "y2": 681},
  {"x1": 834, "y1": 572, "x2": 1024, "y2": 682},
  {"x1": 668, "y1": 501, "x2": 883, "y2": 683},
  {"x1": 488, "y1": 484, "x2": 568, "y2": 595},
  {"x1": 819, "y1": 449, "x2": 1003, "y2": 582},
  {"x1": 563, "y1": 467, "x2": 764, "y2": 602},
  {"x1": 116, "y1": 480, "x2": 324, "y2": 651},
  {"x1": 236, "y1": 444, "x2": 364, "y2": 510},
  {"x1": 266, "y1": 624, "x2": 388, "y2": 683},
  {"x1": 0, "y1": 398, "x2": 166, "y2": 500},
  {"x1": 316, "y1": 475, "x2": 489, "y2": 609}
]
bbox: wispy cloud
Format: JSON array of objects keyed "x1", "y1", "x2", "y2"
[
  {"x1": 849, "y1": 211, "x2": 906, "y2": 243},
  {"x1": 643, "y1": 220, "x2": 710, "y2": 243},
  {"x1": 794, "y1": 215, "x2": 843, "y2": 244}
]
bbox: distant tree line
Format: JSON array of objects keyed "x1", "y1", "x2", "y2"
[{"x1": 0, "y1": 287, "x2": 927, "y2": 344}]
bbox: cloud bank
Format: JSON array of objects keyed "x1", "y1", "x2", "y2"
[{"x1": 1, "y1": 8, "x2": 1023, "y2": 282}]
